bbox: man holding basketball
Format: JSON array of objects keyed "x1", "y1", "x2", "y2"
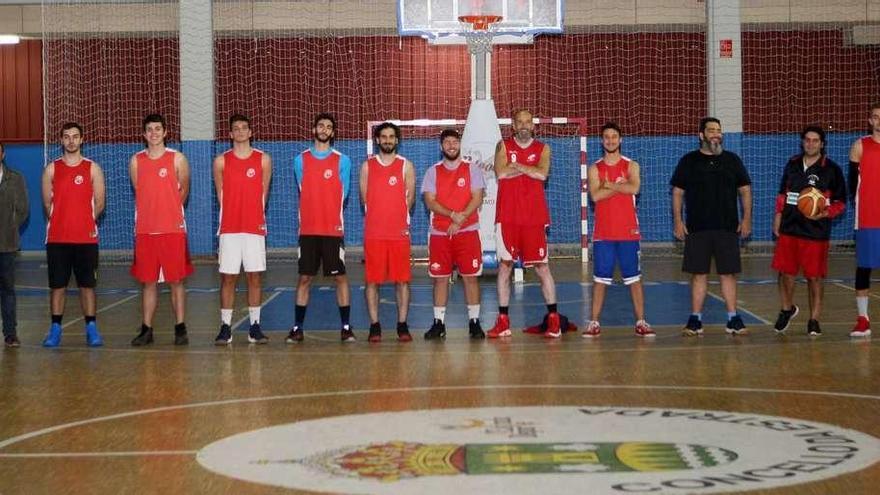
[{"x1": 771, "y1": 125, "x2": 846, "y2": 336}]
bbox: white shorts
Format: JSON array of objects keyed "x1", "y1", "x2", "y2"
[{"x1": 218, "y1": 233, "x2": 266, "y2": 274}]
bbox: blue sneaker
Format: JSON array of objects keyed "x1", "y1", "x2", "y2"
[
  {"x1": 85, "y1": 321, "x2": 103, "y2": 347},
  {"x1": 43, "y1": 323, "x2": 63, "y2": 348},
  {"x1": 725, "y1": 315, "x2": 749, "y2": 335}
]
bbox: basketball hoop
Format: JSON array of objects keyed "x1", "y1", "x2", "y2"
[{"x1": 458, "y1": 15, "x2": 502, "y2": 54}]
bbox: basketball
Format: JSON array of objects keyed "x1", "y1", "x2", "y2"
[{"x1": 797, "y1": 187, "x2": 827, "y2": 218}]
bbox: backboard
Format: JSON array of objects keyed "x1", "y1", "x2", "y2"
[{"x1": 398, "y1": 0, "x2": 563, "y2": 44}]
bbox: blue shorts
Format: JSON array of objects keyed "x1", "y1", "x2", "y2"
[
  {"x1": 856, "y1": 228, "x2": 880, "y2": 269},
  {"x1": 592, "y1": 240, "x2": 641, "y2": 285}
]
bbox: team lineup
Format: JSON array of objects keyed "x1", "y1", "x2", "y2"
[{"x1": 0, "y1": 104, "x2": 879, "y2": 348}]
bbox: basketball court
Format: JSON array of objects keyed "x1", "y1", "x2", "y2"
[{"x1": 1, "y1": 0, "x2": 879, "y2": 493}]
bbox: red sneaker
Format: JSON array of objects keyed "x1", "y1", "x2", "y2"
[
  {"x1": 544, "y1": 312, "x2": 561, "y2": 338},
  {"x1": 850, "y1": 316, "x2": 872, "y2": 338},
  {"x1": 582, "y1": 320, "x2": 601, "y2": 338},
  {"x1": 635, "y1": 320, "x2": 656, "y2": 338},
  {"x1": 487, "y1": 314, "x2": 511, "y2": 338}
]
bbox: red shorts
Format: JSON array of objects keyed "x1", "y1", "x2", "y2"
[
  {"x1": 495, "y1": 223, "x2": 548, "y2": 266},
  {"x1": 131, "y1": 233, "x2": 194, "y2": 283},
  {"x1": 428, "y1": 230, "x2": 483, "y2": 277},
  {"x1": 364, "y1": 238, "x2": 411, "y2": 284},
  {"x1": 771, "y1": 234, "x2": 829, "y2": 278}
]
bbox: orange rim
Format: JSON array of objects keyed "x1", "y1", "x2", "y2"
[{"x1": 458, "y1": 15, "x2": 503, "y2": 31}]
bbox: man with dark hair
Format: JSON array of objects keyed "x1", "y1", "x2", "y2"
[
  {"x1": 360, "y1": 122, "x2": 416, "y2": 343},
  {"x1": 671, "y1": 117, "x2": 752, "y2": 336},
  {"x1": 848, "y1": 102, "x2": 880, "y2": 337},
  {"x1": 287, "y1": 112, "x2": 355, "y2": 343},
  {"x1": 583, "y1": 122, "x2": 653, "y2": 338},
  {"x1": 40, "y1": 122, "x2": 106, "y2": 347},
  {"x1": 0, "y1": 142, "x2": 29, "y2": 348},
  {"x1": 213, "y1": 114, "x2": 272, "y2": 345},
  {"x1": 771, "y1": 125, "x2": 846, "y2": 336},
  {"x1": 129, "y1": 113, "x2": 193, "y2": 346},
  {"x1": 421, "y1": 129, "x2": 486, "y2": 340}
]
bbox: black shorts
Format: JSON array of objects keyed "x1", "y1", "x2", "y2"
[
  {"x1": 47, "y1": 243, "x2": 99, "y2": 289},
  {"x1": 682, "y1": 230, "x2": 741, "y2": 275},
  {"x1": 298, "y1": 235, "x2": 346, "y2": 276}
]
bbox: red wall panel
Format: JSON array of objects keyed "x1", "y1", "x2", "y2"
[{"x1": 0, "y1": 40, "x2": 43, "y2": 142}]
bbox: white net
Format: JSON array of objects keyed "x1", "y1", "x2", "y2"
[{"x1": 36, "y1": 1, "x2": 880, "y2": 255}]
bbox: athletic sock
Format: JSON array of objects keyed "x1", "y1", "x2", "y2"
[
  {"x1": 547, "y1": 303, "x2": 558, "y2": 314},
  {"x1": 248, "y1": 306, "x2": 261, "y2": 325},
  {"x1": 433, "y1": 306, "x2": 446, "y2": 323},
  {"x1": 467, "y1": 304, "x2": 480, "y2": 320},
  {"x1": 857, "y1": 296, "x2": 869, "y2": 318},
  {"x1": 51, "y1": 314, "x2": 63, "y2": 325},
  {"x1": 339, "y1": 305, "x2": 351, "y2": 327},
  {"x1": 295, "y1": 305, "x2": 307, "y2": 327},
  {"x1": 85, "y1": 315, "x2": 96, "y2": 324},
  {"x1": 499, "y1": 306, "x2": 509, "y2": 315},
  {"x1": 220, "y1": 309, "x2": 233, "y2": 325}
]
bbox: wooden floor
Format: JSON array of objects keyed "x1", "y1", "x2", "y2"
[{"x1": 0, "y1": 254, "x2": 878, "y2": 494}]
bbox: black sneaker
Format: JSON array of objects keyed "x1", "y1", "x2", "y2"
[
  {"x1": 131, "y1": 325, "x2": 154, "y2": 346},
  {"x1": 286, "y1": 325, "x2": 304, "y2": 343},
  {"x1": 397, "y1": 322, "x2": 413, "y2": 342},
  {"x1": 215, "y1": 324, "x2": 233, "y2": 345},
  {"x1": 340, "y1": 325, "x2": 356, "y2": 342},
  {"x1": 807, "y1": 319, "x2": 822, "y2": 337},
  {"x1": 469, "y1": 319, "x2": 486, "y2": 339},
  {"x1": 424, "y1": 319, "x2": 446, "y2": 340},
  {"x1": 725, "y1": 315, "x2": 748, "y2": 336},
  {"x1": 682, "y1": 315, "x2": 703, "y2": 336},
  {"x1": 4, "y1": 335, "x2": 20, "y2": 348},
  {"x1": 174, "y1": 324, "x2": 189, "y2": 346},
  {"x1": 248, "y1": 323, "x2": 269, "y2": 344},
  {"x1": 773, "y1": 305, "x2": 799, "y2": 334},
  {"x1": 368, "y1": 323, "x2": 382, "y2": 343}
]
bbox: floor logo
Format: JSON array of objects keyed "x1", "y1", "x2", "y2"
[{"x1": 196, "y1": 406, "x2": 880, "y2": 494}]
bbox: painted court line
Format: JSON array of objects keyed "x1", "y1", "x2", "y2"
[
  {"x1": 834, "y1": 282, "x2": 880, "y2": 299},
  {"x1": 0, "y1": 450, "x2": 197, "y2": 458},
  {"x1": 1, "y1": 384, "x2": 878, "y2": 454},
  {"x1": 231, "y1": 290, "x2": 283, "y2": 331},
  {"x1": 61, "y1": 294, "x2": 140, "y2": 329},
  {"x1": 706, "y1": 289, "x2": 772, "y2": 325}
]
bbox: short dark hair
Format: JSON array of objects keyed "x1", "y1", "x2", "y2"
[
  {"x1": 600, "y1": 121, "x2": 621, "y2": 136},
  {"x1": 871, "y1": 102, "x2": 880, "y2": 112},
  {"x1": 440, "y1": 128, "x2": 461, "y2": 142},
  {"x1": 61, "y1": 122, "x2": 84, "y2": 137},
  {"x1": 373, "y1": 122, "x2": 401, "y2": 141},
  {"x1": 800, "y1": 124, "x2": 827, "y2": 155},
  {"x1": 142, "y1": 113, "x2": 166, "y2": 132},
  {"x1": 699, "y1": 117, "x2": 721, "y2": 134},
  {"x1": 229, "y1": 113, "x2": 250, "y2": 129},
  {"x1": 313, "y1": 112, "x2": 337, "y2": 130}
]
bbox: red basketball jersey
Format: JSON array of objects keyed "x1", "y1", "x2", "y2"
[
  {"x1": 592, "y1": 157, "x2": 640, "y2": 241},
  {"x1": 430, "y1": 160, "x2": 478, "y2": 231},
  {"x1": 219, "y1": 149, "x2": 266, "y2": 235},
  {"x1": 856, "y1": 136, "x2": 880, "y2": 229},
  {"x1": 364, "y1": 155, "x2": 409, "y2": 241},
  {"x1": 299, "y1": 149, "x2": 344, "y2": 236},
  {"x1": 134, "y1": 149, "x2": 186, "y2": 234},
  {"x1": 495, "y1": 138, "x2": 550, "y2": 226},
  {"x1": 46, "y1": 159, "x2": 98, "y2": 244}
]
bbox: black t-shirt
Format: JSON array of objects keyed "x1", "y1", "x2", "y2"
[
  {"x1": 670, "y1": 150, "x2": 751, "y2": 233},
  {"x1": 777, "y1": 154, "x2": 846, "y2": 240}
]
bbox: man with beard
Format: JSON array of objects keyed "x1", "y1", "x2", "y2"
[
  {"x1": 488, "y1": 108, "x2": 571, "y2": 339},
  {"x1": 129, "y1": 114, "x2": 193, "y2": 346},
  {"x1": 41, "y1": 122, "x2": 106, "y2": 347},
  {"x1": 212, "y1": 114, "x2": 272, "y2": 345},
  {"x1": 421, "y1": 129, "x2": 486, "y2": 340},
  {"x1": 583, "y1": 122, "x2": 653, "y2": 338},
  {"x1": 360, "y1": 122, "x2": 416, "y2": 343},
  {"x1": 771, "y1": 126, "x2": 845, "y2": 337},
  {"x1": 848, "y1": 102, "x2": 880, "y2": 338},
  {"x1": 288, "y1": 113, "x2": 354, "y2": 343},
  {"x1": 671, "y1": 117, "x2": 752, "y2": 336}
]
